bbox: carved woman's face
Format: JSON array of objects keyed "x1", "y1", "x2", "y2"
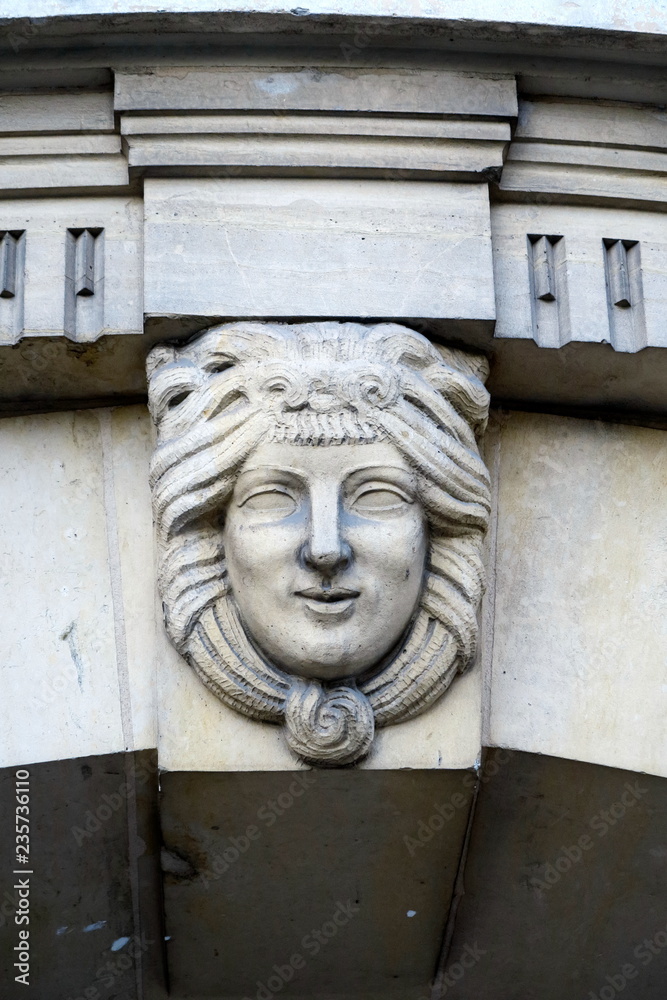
[{"x1": 222, "y1": 440, "x2": 428, "y2": 681}]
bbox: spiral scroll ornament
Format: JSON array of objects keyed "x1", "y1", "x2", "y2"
[{"x1": 284, "y1": 680, "x2": 376, "y2": 767}]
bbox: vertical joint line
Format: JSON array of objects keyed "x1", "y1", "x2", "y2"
[{"x1": 99, "y1": 411, "x2": 144, "y2": 999}]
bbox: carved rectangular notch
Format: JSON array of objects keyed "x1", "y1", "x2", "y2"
[
  {"x1": 0, "y1": 230, "x2": 25, "y2": 345},
  {"x1": 530, "y1": 234, "x2": 559, "y2": 302},
  {"x1": 69, "y1": 227, "x2": 102, "y2": 297},
  {"x1": 527, "y1": 234, "x2": 569, "y2": 348},
  {"x1": 65, "y1": 227, "x2": 105, "y2": 340},
  {"x1": 604, "y1": 238, "x2": 635, "y2": 307},
  {"x1": 603, "y1": 239, "x2": 646, "y2": 352},
  {"x1": 0, "y1": 230, "x2": 23, "y2": 299}
]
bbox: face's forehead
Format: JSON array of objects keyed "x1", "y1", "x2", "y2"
[{"x1": 237, "y1": 439, "x2": 411, "y2": 481}]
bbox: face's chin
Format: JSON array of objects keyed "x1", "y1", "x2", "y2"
[{"x1": 234, "y1": 582, "x2": 421, "y2": 682}]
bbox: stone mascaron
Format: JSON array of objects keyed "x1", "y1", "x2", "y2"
[{"x1": 147, "y1": 321, "x2": 491, "y2": 766}]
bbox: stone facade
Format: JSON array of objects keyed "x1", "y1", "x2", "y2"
[{"x1": 1, "y1": 4, "x2": 666, "y2": 999}]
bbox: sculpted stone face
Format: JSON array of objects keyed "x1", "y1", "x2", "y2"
[
  {"x1": 223, "y1": 440, "x2": 428, "y2": 681},
  {"x1": 148, "y1": 320, "x2": 491, "y2": 765}
]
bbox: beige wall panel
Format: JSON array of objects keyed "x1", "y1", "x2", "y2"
[
  {"x1": 0, "y1": 402, "x2": 482, "y2": 771},
  {"x1": 0, "y1": 407, "x2": 157, "y2": 767},
  {"x1": 489, "y1": 411, "x2": 667, "y2": 777},
  {"x1": 105, "y1": 406, "x2": 159, "y2": 754}
]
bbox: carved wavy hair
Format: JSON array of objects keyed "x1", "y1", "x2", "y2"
[{"x1": 147, "y1": 321, "x2": 491, "y2": 766}]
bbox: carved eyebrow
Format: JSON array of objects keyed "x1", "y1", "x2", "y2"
[
  {"x1": 236, "y1": 462, "x2": 413, "y2": 482},
  {"x1": 342, "y1": 463, "x2": 414, "y2": 482},
  {"x1": 235, "y1": 464, "x2": 307, "y2": 481}
]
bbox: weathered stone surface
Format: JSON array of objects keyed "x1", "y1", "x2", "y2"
[
  {"x1": 492, "y1": 202, "x2": 667, "y2": 351},
  {"x1": 0, "y1": 750, "x2": 162, "y2": 1000},
  {"x1": 501, "y1": 98, "x2": 667, "y2": 207},
  {"x1": 122, "y1": 115, "x2": 511, "y2": 141},
  {"x1": 0, "y1": 196, "x2": 143, "y2": 345},
  {"x1": 0, "y1": 90, "x2": 114, "y2": 133},
  {"x1": 489, "y1": 411, "x2": 667, "y2": 778},
  {"x1": 144, "y1": 179, "x2": 495, "y2": 326},
  {"x1": 0, "y1": 406, "x2": 156, "y2": 767},
  {"x1": 3, "y1": 0, "x2": 667, "y2": 37},
  {"x1": 122, "y1": 108, "x2": 510, "y2": 178},
  {"x1": 486, "y1": 339, "x2": 667, "y2": 414},
  {"x1": 115, "y1": 66, "x2": 517, "y2": 117},
  {"x1": 0, "y1": 140, "x2": 127, "y2": 194},
  {"x1": 515, "y1": 97, "x2": 667, "y2": 148},
  {"x1": 0, "y1": 397, "x2": 484, "y2": 773},
  {"x1": 126, "y1": 133, "x2": 508, "y2": 180},
  {"x1": 157, "y1": 635, "x2": 483, "y2": 772},
  {"x1": 159, "y1": 768, "x2": 475, "y2": 999},
  {"x1": 443, "y1": 750, "x2": 667, "y2": 1000},
  {"x1": 0, "y1": 9, "x2": 666, "y2": 999}
]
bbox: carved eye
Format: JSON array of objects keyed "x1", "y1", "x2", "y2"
[
  {"x1": 351, "y1": 487, "x2": 411, "y2": 515},
  {"x1": 168, "y1": 390, "x2": 192, "y2": 409},
  {"x1": 240, "y1": 489, "x2": 297, "y2": 517}
]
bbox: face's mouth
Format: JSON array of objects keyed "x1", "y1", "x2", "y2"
[{"x1": 295, "y1": 586, "x2": 360, "y2": 603}]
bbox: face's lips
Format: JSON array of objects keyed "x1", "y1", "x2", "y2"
[{"x1": 295, "y1": 586, "x2": 360, "y2": 603}]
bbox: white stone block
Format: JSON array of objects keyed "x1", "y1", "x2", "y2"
[
  {"x1": 144, "y1": 178, "x2": 495, "y2": 324},
  {"x1": 516, "y1": 98, "x2": 667, "y2": 150},
  {"x1": 489, "y1": 411, "x2": 667, "y2": 778},
  {"x1": 116, "y1": 66, "x2": 517, "y2": 117},
  {"x1": 0, "y1": 90, "x2": 114, "y2": 133},
  {"x1": 126, "y1": 133, "x2": 507, "y2": 179},
  {"x1": 501, "y1": 99, "x2": 667, "y2": 206},
  {"x1": 0, "y1": 406, "x2": 156, "y2": 767}
]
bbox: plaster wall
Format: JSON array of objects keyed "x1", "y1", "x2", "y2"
[
  {"x1": 489, "y1": 410, "x2": 667, "y2": 778},
  {"x1": 0, "y1": 406, "x2": 156, "y2": 766}
]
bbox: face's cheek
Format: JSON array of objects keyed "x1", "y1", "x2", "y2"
[
  {"x1": 348, "y1": 509, "x2": 428, "y2": 623},
  {"x1": 223, "y1": 514, "x2": 303, "y2": 620}
]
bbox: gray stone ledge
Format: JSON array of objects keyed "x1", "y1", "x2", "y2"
[
  {"x1": 3, "y1": 5, "x2": 667, "y2": 66},
  {"x1": 2, "y1": 325, "x2": 667, "y2": 422}
]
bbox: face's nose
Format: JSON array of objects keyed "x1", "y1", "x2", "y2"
[{"x1": 300, "y1": 480, "x2": 352, "y2": 576}]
